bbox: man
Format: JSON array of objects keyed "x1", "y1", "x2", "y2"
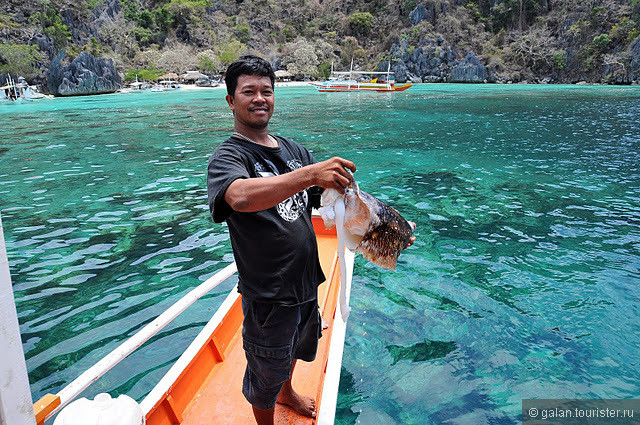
[{"x1": 207, "y1": 55, "x2": 356, "y2": 425}]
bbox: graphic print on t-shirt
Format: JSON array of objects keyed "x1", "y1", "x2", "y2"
[
  {"x1": 254, "y1": 159, "x2": 308, "y2": 222},
  {"x1": 254, "y1": 160, "x2": 276, "y2": 178}
]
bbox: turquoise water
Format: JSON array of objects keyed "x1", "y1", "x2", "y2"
[{"x1": 1, "y1": 84, "x2": 639, "y2": 424}]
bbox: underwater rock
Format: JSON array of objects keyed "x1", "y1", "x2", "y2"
[{"x1": 386, "y1": 339, "x2": 457, "y2": 365}]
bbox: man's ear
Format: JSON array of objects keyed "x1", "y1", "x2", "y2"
[{"x1": 226, "y1": 94, "x2": 235, "y2": 111}]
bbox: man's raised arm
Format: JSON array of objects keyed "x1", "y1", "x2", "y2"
[{"x1": 224, "y1": 157, "x2": 356, "y2": 213}]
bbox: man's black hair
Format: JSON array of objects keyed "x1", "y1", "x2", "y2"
[{"x1": 225, "y1": 55, "x2": 275, "y2": 96}]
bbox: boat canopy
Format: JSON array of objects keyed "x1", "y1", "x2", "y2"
[{"x1": 331, "y1": 70, "x2": 396, "y2": 75}]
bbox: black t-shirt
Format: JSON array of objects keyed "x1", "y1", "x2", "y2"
[{"x1": 207, "y1": 135, "x2": 325, "y2": 305}]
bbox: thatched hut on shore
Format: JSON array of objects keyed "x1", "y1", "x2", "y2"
[
  {"x1": 181, "y1": 71, "x2": 208, "y2": 83},
  {"x1": 275, "y1": 70, "x2": 294, "y2": 81},
  {"x1": 158, "y1": 73, "x2": 179, "y2": 81}
]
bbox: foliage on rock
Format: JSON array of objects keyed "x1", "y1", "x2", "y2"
[
  {"x1": 0, "y1": 42, "x2": 43, "y2": 76},
  {"x1": 0, "y1": 0, "x2": 639, "y2": 85}
]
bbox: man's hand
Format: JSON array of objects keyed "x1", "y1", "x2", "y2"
[
  {"x1": 225, "y1": 156, "x2": 356, "y2": 213},
  {"x1": 309, "y1": 157, "x2": 356, "y2": 193}
]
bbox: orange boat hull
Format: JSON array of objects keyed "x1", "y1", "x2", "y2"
[
  {"x1": 313, "y1": 82, "x2": 412, "y2": 92},
  {"x1": 145, "y1": 216, "x2": 345, "y2": 425}
]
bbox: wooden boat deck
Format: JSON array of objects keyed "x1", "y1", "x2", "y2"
[
  {"x1": 182, "y1": 231, "x2": 340, "y2": 424},
  {"x1": 144, "y1": 218, "x2": 343, "y2": 425}
]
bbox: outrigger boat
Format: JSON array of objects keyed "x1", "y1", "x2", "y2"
[
  {"x1": 311, "y1": 62, "x2": 411, "y2": 93},
  {"x1": 1, "y1": 76, "x2": 54, "y2": 102},
  {"x1": 118, "y1": 76, "x2": 149, "y2": 93},
  {"x1": 1, "y1": 214, "x2": 354, "y2": 425},
  {"x1": 151, "y1": 80, "x2": 181, "y2": 92}
]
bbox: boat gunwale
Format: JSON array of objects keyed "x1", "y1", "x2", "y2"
[
  {"x1": 31, "y1": 215, "x2": 352, "y2": 425},
  {"x1": 140, "y1": 284, "x2": 242, "y2": 418},
  {"x1": 143, "y1": 216, "x2": 353, "y2": 424},
  {"x1": 32, "y1": 262, "x2": 238, "y2": 424}
]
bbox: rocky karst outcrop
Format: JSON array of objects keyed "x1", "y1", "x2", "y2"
[
  {"x1": 409, "y1": 1, "x2": 447, "y2": 26},
  {"x1": 2, "y1": 0, "x2": 638, "y2": 89},
  {"x1": 629, "y1": 37, "x2": 640, "y2": 82},
  {"x1": 449, "y1": 51, "x2": 487, "y2": 82},
  {"x1": 381, "y1": 3, "x2": 488, "y2": 83},
  {"x1": 380, "y1": 37, "x2": 454, "y2": 83},
  {"x1": 93, "y1": 0, "x2": 122, "y2": 28},
  {"x1": 381, "y1": 37, "x2": 487, "y2": 83},
  {"x1": 48, "y1": 51, "x2": 122, "y2": 96}
]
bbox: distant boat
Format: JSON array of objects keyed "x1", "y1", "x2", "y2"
[
  {"x1": 311, "y1": 61, "x2": 412, "y2": 93},
  {"x1": 1, "y1": 76, "x2": 53, "y2": 102},
  {"x1": 152, "y1": 80, "x2": 181, "y2": 92},
  {"x1": 117, "y1": 77, "x2": 151, "y2": 93}
]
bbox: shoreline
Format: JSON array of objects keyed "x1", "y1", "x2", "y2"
[
  {"x1": 156, "y1": 81, "x2": 313, "y2": 91},
  {"x1": 109, "y1": 79, "x2": 640, "y2": 97},
  {"x1": 163, "y1": 80, "x2": 640, "y2": 91}
]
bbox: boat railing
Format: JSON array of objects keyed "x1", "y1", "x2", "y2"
[
  {"x1": 139, "y1": 279, "x2": 243, "y2": 417},
  {"x1": 1, "y1": 214, "x2": 39, "y2": 425},
  {"x1": 5, "y1": 212, "x2": 351, "y2": 425},
  {"x1": 32, "y1": 261, "x2": 238, "y2": 424}
]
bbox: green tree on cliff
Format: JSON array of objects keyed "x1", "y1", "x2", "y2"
[{"x1": 0, "y1": 43, "x2": 43, "y2": 76}]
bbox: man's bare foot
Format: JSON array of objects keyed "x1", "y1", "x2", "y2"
[{"x1": 276, "y1": 385, "x2": 316, "y2": 418}]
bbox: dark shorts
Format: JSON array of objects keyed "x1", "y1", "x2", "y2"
[{"x1": 241, "y1": 297, "x2": 322, "y2": 410}]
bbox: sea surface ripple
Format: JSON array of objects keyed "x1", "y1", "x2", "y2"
[{"x1": 1, "y1": 84, "x2": 639, "y2": 424}]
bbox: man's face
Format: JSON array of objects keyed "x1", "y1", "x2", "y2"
[{"x1": 226, "y1": 74, "x2": 274, "y2": 129}]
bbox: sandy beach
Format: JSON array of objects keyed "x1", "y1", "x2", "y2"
[
  {"x1": 275, "y1": 81, "x2": 313, "y2": 87},
  {"x1": 176, "y1": 80, "x2": 312, "y2": 91}
]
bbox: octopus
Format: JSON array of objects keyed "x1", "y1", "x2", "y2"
[{"x1": 318, "y1": 176, "x2": 416, "y2": 320}]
